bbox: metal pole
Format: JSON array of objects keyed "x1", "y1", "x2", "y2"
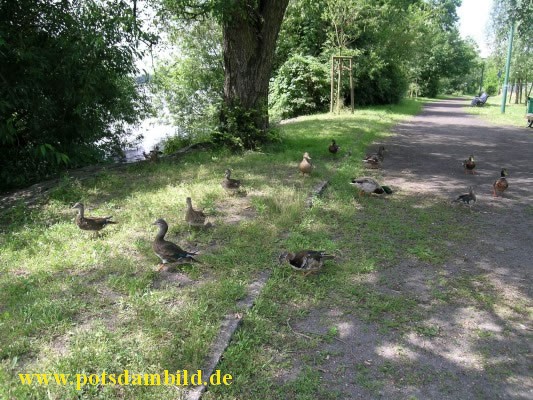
[
  {"x1": 479, "y1": 62, "x2": 485, "y2": 94},
  {"x1": 501, "y1": 22, "x2": 515, "y2": 113}
]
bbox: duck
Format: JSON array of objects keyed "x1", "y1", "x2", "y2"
[
  {"x1": 72, "y1": 202, "x2": 117, "y2": 232},
  {"x1": 152, "y1": 218, "x2": 200, "y2": 270},
  {"x1": 462, "y1": 155, "x2": 476, "y2": 174},
  {"x1": 453, "y1": 186, "x2": 476, "y2": 205},
  {"x1": 350, "y1": 177, "x2": 393, "y2": 195},
  {"x1": 221, "y1": 169, "x2": 244, "y2": 194},
  {"x1": 299, "y1": 152, "x2": 313, "y2": 175},
  {"x1": 143, "y1": 146, "x2": 162, "y2": 162},
  {"x1": 279, "y1": 250, "x2": 334, "y2": 276},
  {"x1": 363, "y1": 146, "x2": 385, "y2": 168},
  {"x1": 493, "y1": 168, "x2": 509, "y2": 197},
  {"x1": 185, "y1": 197, "x2": 207, "y2": 228},
  {"x1": 328, "y1": 140, "x2": 340, "y2": 154}
]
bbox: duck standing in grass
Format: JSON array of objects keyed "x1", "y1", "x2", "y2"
[
  {"x1": 350, "y1": 177, "x2": 393, "y2": 195},
  {"x1": 152, "y1": 218, "x2": 200, "y2": 271},
  {"x1": 462, "y1": 155, "x2": 476, "y2": 175},
  {"x1": 185, "y1": 197, "x2": 207, "y2": 228},
  {"x1": 72, "y1": 202, "x2": 117, "y2": 233},
  {"x1": 493, "y1": 168, "x2": 509, "y2": 197},
  {"x1": 221, "y1": 169, "x2": 246, "y2": 196},
  {"x1": 279, "y1": 250, "x2": 334, "y2": 276},
  {"x1": 299, "y1": 152, "x2": 313, "y2": 176},
  {"x1": 452, "y1": 186, "x2": 476, "y2": 205},
  {"x1": 328, "y1": 140, "x2": 340, "y2": 154}
]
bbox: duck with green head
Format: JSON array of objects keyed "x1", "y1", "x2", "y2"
[
  {"x1": 350, "y1": 177, "x2": 393, "y2": 195},
  {"x1": 493, "y1": 168, "x2": 509, "y2": 197}
]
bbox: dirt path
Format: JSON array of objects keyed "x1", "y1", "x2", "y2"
[{"x1": 292, "y1": 98, "x2": 532, "y2": 399}]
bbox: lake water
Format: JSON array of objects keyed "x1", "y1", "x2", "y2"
[{"x1": 121, "y1": 115, "x2": 178, "y2": 162}]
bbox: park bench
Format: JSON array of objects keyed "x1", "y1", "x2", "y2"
[{"x1": 471, "y1": 92, "x2": 489, "y2": 107}]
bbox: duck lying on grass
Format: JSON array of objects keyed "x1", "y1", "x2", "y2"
[
  {"x1": 493, "y1": 168, "x2": 509, "y2": 197},
  {"x1": 72, "y1": 202, "x2": 117, "y2": 233},
  {"x1": 452, "y1": 186, "x2": 476, "y2": 205},
  {"x1": 152, "y1": 218, "x2": 200, "y2": 271},
  {"x1": 185, "y1": 197, "x2": 208, "y2": 228},
  {"x1": 279, "y1": 250, "x2": 334, "y2": 276},
  {"x1": 363, "y1": 146, "x2": 385, "y2": 168},
  {"x1": 350, "y1": 177, "x2": 393, "y2": 195}
]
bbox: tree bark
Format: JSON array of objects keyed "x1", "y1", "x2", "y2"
[{"x1": 221, "y1": 0, "x2": 289, "y2": 132}]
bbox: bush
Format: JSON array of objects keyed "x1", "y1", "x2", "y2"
[
  {"x1": 0, "y1": 0, "x2": 151, "y2": 190},
  {"x1": 269, "y1": 55, "x2": 330, "y2": 120}
]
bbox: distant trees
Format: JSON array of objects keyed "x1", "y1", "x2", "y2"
[
  {"x1": 485, "y1": 0, "x2": 533, "y2": 103},
  {"x1": 0, "y1": 0, "x2": 153, "y2": 189}
]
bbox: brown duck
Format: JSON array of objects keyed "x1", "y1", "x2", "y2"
[
  {"x1": 363, "y1": 146, "x2": 385, "y2": 168},
  {"x1": 462, "y1": 155, "x2": 476, "y2": 174},
  {"x1": 185, "y1": 197, "x2": 207, "y2": 228},
  {"x1": 452, "y1": 186, "x2": 476, "y2": 205},
  {"x1": 279, "y1": 250, "x2": 334, "y2": 276},
  {"x1": 299, "y1": 152, "x2": 313, "y2": 175},
  {"x1": 72, "y1": 202, "x2": 117, "y2": 232},
  {"x1": 221, "y1": 169, "x2": 242, "y2": 192},
  {"x1": 493, "y1": 168, "x2": 509, "y2": 197},
  {"x1": 152, "y1": 218, "x2": 200, "y2": 270},
  {"x1": 328, "y1": 140, "x2": 340, "y2": 154}
]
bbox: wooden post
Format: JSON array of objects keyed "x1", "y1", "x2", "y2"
[
  {"x1": 336, "y1": 58, "x2": 342, "y2": 114},
  {"x1": 331, "y1": 56, "x2": 355, "y2": 114},
  {"x1": 349, "y1": 58, "x2": 354, "y2": 113}
]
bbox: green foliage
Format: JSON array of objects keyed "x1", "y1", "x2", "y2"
[
  {"x1": 152, "y1": 18, "x2": 223, "y2": 144},
  {"x1": 214, "y1": 103, "x2": 277, "y2": 151},
  {"x1": 0, "y1": 0, "x2": 152, "y2": 190},
  {"x1": 408, "y1": 3, "x2": 479, "y2": 97},
  {"x1": 274, "y1": 0, "x2": 328, "y2": 70},
  {"x1": 269, "y1": 55, "x2": 330, "y2": 120}
]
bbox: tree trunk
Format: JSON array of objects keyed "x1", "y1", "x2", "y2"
[{"x1": 221, "y1": 0, "x2": 289, "y2": 138}]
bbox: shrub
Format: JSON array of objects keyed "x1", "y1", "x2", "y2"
[{"x1": 269, "y1": 55, "x2": 330, "y2": 120}]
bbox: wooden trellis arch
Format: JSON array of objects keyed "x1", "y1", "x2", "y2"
[{"x1": 330, "y1": 56, "x2": 354, "y2": 114}]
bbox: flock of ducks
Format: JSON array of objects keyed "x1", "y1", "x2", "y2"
[
  {"x1": 71, "y1": 170, "x2": 244, "y2": 271},
  {"x1": 71, "y1": 141, "x2": 510, "y2": 277},
  {"x1": 452, "y1": 154, "x2": 509, "y2": 205}
]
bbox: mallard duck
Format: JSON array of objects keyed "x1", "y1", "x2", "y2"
[
  {"x1": 350, "y1": 177, "x2": 393, "y2": 195},
  {"x1": 152, "y1": 218, "x2": 200, "y2": 270},
  {"x1": 328, "y1": 140, "x2": 340, "y2": 154},
  {"x1": 453, "y1": 186, "x2": 476, "y2": 205},
  {"x1": 72, "y1": 202, "x2": 117, "y2": 232},
  {"x1": 462, "y1": 155, "x2": 476, "y2": 174},
  {"x1": 493, "y1": 168, "x2": 509, "y2": 197},
  {"x1": 279, "y1": 250, "x2": 334, "y2": 276},
  {"x1": 185, "y1": 197, "x2": 207, "y2": 228},
  {"x1": 363, "y1": 146, "x2": 385, "y2": 168},
  {"x1": 362, "y1": 154, "x2": 382, "y2": 169},
  {"x1": 299, "y1": 152, "x2": 313, "y2": 175}
]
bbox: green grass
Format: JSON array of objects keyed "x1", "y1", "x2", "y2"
[
  {"x1": 0, "y1": 97, "x2": 472, "y2": 399},
  {"x1": 465, "y1": 94, "x2": 530, "y2": 128}
]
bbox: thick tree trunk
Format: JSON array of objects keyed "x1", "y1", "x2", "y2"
[{"x1": 221, "y1": 0, "x2": 289, "y2": 133}]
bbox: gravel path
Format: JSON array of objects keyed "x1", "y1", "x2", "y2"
[{"x1": 293, "y1": 98, "x2": 532, "y2": 399}]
